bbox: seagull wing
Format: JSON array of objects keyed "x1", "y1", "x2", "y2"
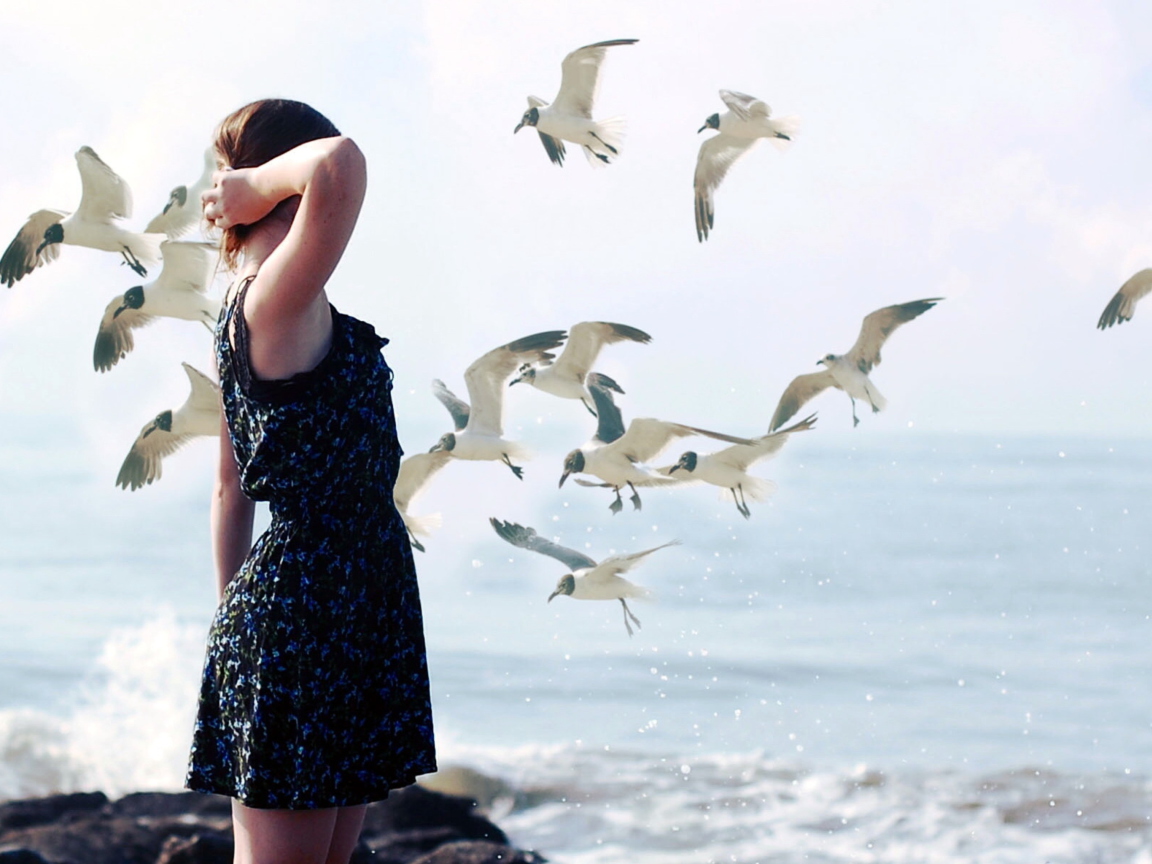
[
  {"x1": 694, "y1": 134, "x2": 757, "y2": 242},
  {"x1": 93, "y1": 292, "x2": 154, "y2": 372},
  {"x1": 552, "y1": 39, "x2": 638, "y2": 118},
  {"x1": 1098, "y1": 269, "x2": 1152, "y2": 329},
  {"x1": 145, "y1": 148, "x2": 216, "y2": 237},
  {"x1": 720, "y1": 89, "x2": 771, "y2": 121},
  {"x1": 593, "y1": 540, "x2": 679, "y2": 583},
  {"x1": 537, "y1": 131, "x2": 567, "y2": 166},
  {"x1": 464, "y1": 330, "x2": 566, "y2": 436},
  {"x1": 152, "y1": 240, "x2": 218, "y2": 295},
  {"x1": 432, "y1": 379, "x2": 471, "y2": 431},
  {"x1": 490, "y1": 518, "x2": 598, "y2": 571},
  {"x1": 770, "y1": 372, "x2": 837, "y2": 431},
  {"x1": 846, "y1": 297, "x2": 942, "y2": 373},
  {"x1": 588, "y1": 381, "x2": 627, "y2": 444},
  {"x1": 0, "y1": 209, "x2": 67, "y2": 287},
  {"x1": 551, "y1": 321, "x2": 652, "y2": 382},
  {"x1": 394, "y1": 450, "x2": 453, "y2": 514},
  {"x1": 612, "y1": 418, "x2": 754, "y2": 465},
  {"x1": 711, "y1": 413, "x2": 818, "y2": 471},
  {"x1": 115, "y1": 363, "x2": 220, "y2": 491},
  {"x1": 74, "y1": 146, "x2": 133, "y2": 224}
]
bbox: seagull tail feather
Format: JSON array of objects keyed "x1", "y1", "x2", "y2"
[
  {"x1": 722, "y1": 477, "x2": 776, "y2": 505},
  {"x1": 583, "y1": 116, "x2": 628, "y2": 167},
  {"x1": 403, "y1": 511, "x2": 443, "y2": 538},
  {"x1": 767, "y1": 115, "x2": 801, "y2": 152}
]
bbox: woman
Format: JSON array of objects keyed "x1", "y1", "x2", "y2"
[{"x1": 187, "y1": 99, "x2": 436, "y2": 864}]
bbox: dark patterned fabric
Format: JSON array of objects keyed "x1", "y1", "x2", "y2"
[{"x1": 187, "y1": 276, "x2": 436, "y2": 810}]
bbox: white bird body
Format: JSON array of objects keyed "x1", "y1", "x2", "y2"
[
  {"x1": 94, "y1": 240, "x2": 220, "y2": 371},
  {"x1": 145, "y1": 148, "x2": 217, "y2": 238},
  {"x1": 514, "y1": 39, "x2": 637, "y2": 167},
  {"x1": 512, "y1": 320, "x2": 651, "y2": 411},
  {"x1": 1098, "y1": 268, "x2": 1152, "y2": 329},
  {"x1": 770, "y1": 298, "x2": 942, "y2": 430},
  {"x1": 116, "y1": 362, "x2": 220, "y2": 490},
  {"x1": 0, "y1": 147, "x2": 163, "y2": 286},
  {"x1": 694, "y1": 90, "x2": 799, "y2": 242},
  {"x1": 430, "y1": 331, "x2": 567, "y2": 477},
  {"x1": 668, "y1": 415, "x2": 816, "y2": 517},
  {"x1": 489, "y1": 518, "x2": 677, "y2": 636}
]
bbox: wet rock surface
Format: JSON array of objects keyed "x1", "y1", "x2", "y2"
[{"x1": 0, "y1": 787, "x2": 542, "y2": 864}]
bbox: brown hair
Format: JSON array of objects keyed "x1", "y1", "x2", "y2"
[{"x1": 212, "y1": 99, "x2": 341, "y2": 270}]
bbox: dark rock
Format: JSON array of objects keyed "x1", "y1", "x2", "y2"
[
  {"x1": 155, "y1": 833, "x2": 234, "y2": 864},
  {"x1": 104, "y1": 792, "x2": 231, "y2": 821},
  {"x1": 0, "y1": 851, "x2": 52, "y2": 864},
  {"x1": 362, "y1": 826, "x2": 463, "y2": 864},
  {"x1": 0, "y1": 816, "x2": 166, "y2": 864},
  {"x1": 0, "y1": 793, "x2": 108, "y2": 830},
  {"x1": 362, "y1": 787, "x2": 506, "y2": 845},
  {"x1": 408, "y1": 840, "x2": 546, "y2": 864}
]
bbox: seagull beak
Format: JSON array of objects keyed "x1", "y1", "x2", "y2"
[
  {"x1": 558, "y1": 470, "x2": 570, "y2": 488},
  {"x1": 142, "y1": 424, "x2": 157, "y2": 439},
  {"x1": 508, "y1": 375, "x2": 522, "y2": 387},
  {"x1": 669, "y1": 463, "x2": 681, "y2": 474},
  {"x1": 112, "y1": 302, "x2": 129, "y2": 318},
  {"x1": 428, "y1": 442, "x2": 443, "y2": 453},
  {"x1": 547, "y1": 590, "x2": 560, "y2": 603},
  {"x1": 697, "y1": 124, "x2": 708, "y2": 133},
  {"x1": 514, "y1": 120, "x2": 525, "y2": 134}
]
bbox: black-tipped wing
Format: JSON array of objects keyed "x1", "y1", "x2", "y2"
[
  {"x1": 588, "y1": 382, "x2": 626, "y2": 444},
  {"x1": 552, "y1": 320, "x2": 652, "y2": 382},
  {"x1": 694, "y1": 134, "x2": 756, "y2": 242},
  {"x1": 490, "y1": 518, "x2": 598, "y2": 571},
  {"x1": 1098, "y1": 269, "x2": 1152, "y2": 329},
  {"x1": 74, "y1": 146, "x2": 133, "y2": 223},
  {"x1": 394, "y1": 450, "x2": 453, "y2": 513},
  {"x1": 770, "y1": 372, "x2": 837, "y2": 431},
  {"x1": 846, "y1": 298, "x2": 942, "y2": 373},
  {"x1": 432, "y1": 379, "x2": 470, "y2": 431},
  {"x1": 613, "y1": 418, "x2": 755, "y2": 465},
  {"x1": 538, "y1": 131, "x2": 567, "y2": 166},
  {"x1": 1, "y1": 209, "x2": 67, "y2": 287},
  {"x1": 553, "y1": 39, "x2": 638, "y2": 118},
  {"x1": 719, "y1": 90, "x2": 771, "y2": 121},
  {"x1": 464, "y1": 330, "x2": 567, "y2": 436}
]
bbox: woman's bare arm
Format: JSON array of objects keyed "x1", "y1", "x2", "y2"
[{"x1": 211, "y1": 410, "x2": 255, "y2": 599}]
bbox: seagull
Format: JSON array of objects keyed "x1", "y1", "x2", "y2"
[
  {"x1": 93, "y1": 240, "x2": 220, "y2": 372},
  {"x1": 514, "y1": 39, "x2": 638, "y2": 167},
  {"x1": 510, "y1": 320, "x2": 652, "y2": 413},
  {"x1": 0, "y1": 146, "x2": 163, "y2": 287},
  {"x1": 666, "y1": 414, "x2": 816, "y2": 519},
  {"x1": 490, "y1": 518, "x2": 677, "y2": 637},
  {"x1": 393, "y1": 450, "x2": 453, "y2": 552},
  {"x1": 116, "y1": 362, "x2": 220, "y2": 490},
  {"x1": 694, "y1": 90, "x2": 800, "y2": 242},
  {"x1": 770, "y1": 298, "x2": 942, "y2": 430},
  {"x1": 144, "y1": 148, "x2": 217, "y2": 238},
  {"x1": 561, "y1": 383, "x2": 755, "y2": 513},
  {"x1": 430, "y1": 330, "x2": 567, "y2": 478},
  {"x1": 1097, "y1": 269, "x2": 1152, "y2": 329}
]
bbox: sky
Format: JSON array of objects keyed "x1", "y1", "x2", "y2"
[{"x1": 1, "y1": 0, "x2": 1151, "y2": 493}]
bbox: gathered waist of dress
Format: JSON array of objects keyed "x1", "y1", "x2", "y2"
[{"x1": 267, "y1": 486, "x2": 400, "y2": 526}]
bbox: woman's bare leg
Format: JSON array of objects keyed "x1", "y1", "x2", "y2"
[
  {"x1": 326, "y1": 805, "x2": 368, "y2": 864},
  {"x1": 231, "y1": 800, "x2": 338, "y2": 864}
]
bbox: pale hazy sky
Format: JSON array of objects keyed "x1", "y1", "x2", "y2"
[{"x1": 2, "y1": 0, "x2": 1151, "y2": 490}]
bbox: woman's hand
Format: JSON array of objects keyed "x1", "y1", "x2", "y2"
[{"x1": 201, "y1": 167, "x2": 276, "y2": 230}]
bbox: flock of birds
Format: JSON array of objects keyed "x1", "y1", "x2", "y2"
[{"x1": 1, "y1": 39, "x2": 1148, "y2": 635}]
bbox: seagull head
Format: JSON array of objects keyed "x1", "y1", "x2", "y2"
[
  {"x1": 558, "y1": 449, "x2": 585, "y2": 487},
  {"x1": 509, "y1": 366, "x2": 536, "y2": 387},
  {"x1": 817, "y1": 353, "x2": 838, "y2": 367},
  {"x1": 114, "y1": 285, "x2": 146, "y2": 318},
  {"x1": 548, "y1": 574, "x2": 576, "y2": 603},
  {"x1": 36, "y1": 222, "x2": 65, "y2": 254},
  {"x1": 142, "y1": 409, "x2": 173, "y2": 438},
  {"x1": 670, "y1": 451, "x2": 697, "y2": 474},
  {"x1": 514, "y1": 105, "x2": 541, "y2": 134},
  {"x1": 430, "y1": 432, "x2": 456, "y2": 453},
  {"x1": 698, "y1": 113, "x2": 720, "y2": 134}
]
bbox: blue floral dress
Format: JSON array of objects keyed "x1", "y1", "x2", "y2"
[{"x1": 187, "y1": 276, "x2": 436, "y2": 809}]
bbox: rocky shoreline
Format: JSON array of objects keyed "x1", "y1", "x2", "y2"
[{"x1": 0, "y1": 786, "x2": 544, "y2": 864}]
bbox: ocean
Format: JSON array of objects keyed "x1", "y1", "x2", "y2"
[{"x1": 1, "y1": 415, "x2": 1150, "y2": 863}]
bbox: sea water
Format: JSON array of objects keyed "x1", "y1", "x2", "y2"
[{"x1": 1, "y1": 414, "x2": 1150, "y2": 863}]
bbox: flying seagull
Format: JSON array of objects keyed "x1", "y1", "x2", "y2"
[
  {"x1": 392, "y1": 450, "x2": 453, "y2": 552},
  {"x1": 510, "y1": 320, "x2": 652, "y2": 413},
  {"x1": 694, "y1": 90, "x2": 800, "y2": 242},
  {"x1": 93, "y1": 240, "x2": 220, "y2": 372},
  {"x1": 430, "y1": 330, "x2": 567, "y2": 478},
  {"x1": 770, "y1": 298, "x2": 942, "y2": 430},
  {"x1": 561, "y1": 383, "x2": 755, "y2": 513},
  {"x1": 514, "y1": 39, "x2": 638, "y2": 167},
  {"x1": 0, "y1": 146, "x2": 163, "y2": 287},
  {"x1": 1097, "y1": 269, "x2": 1152, "y2": 329},
  {"x1": 666, "y1": 414, "x2": 816, "y2": 519},
  {"x1": 490, "y1": 518, "x2": 677, "y2": 637},
  {"x1": 145, "y1": 148, "x2": 217, "y2": 238},
  {"x1": 116, "y1": 362, "x2": 220, "y2": 490}
]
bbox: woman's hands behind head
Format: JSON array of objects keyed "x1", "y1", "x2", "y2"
[{"x1": 202, "y1": 167, "x2": 277, "y2": 231}]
